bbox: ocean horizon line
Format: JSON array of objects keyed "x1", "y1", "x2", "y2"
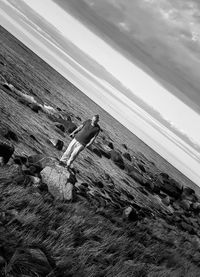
[{"x1": 0, "y1": 6, "x2": 200, "y2": 186}]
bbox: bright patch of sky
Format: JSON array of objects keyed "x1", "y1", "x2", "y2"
[{"x1": 20, "y1": 0, "x2": 200, "y2": 147}]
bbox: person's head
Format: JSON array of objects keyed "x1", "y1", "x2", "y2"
[{"x1": 91, "y1": 114, "x2": 99, "y2": 125}]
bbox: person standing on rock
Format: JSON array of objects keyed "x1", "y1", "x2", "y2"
[{"x1": 59, "y1": 115, "x2": 100, "y2": 169}]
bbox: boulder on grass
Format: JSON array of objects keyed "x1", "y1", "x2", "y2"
[
  {"x1": 182, "y1": 187, "x2": 195, "y2": 199},
  {"x1": 110, "y1": 150, "x2": 124, "y2": 169},
  {"x1": 123, "y1": 152, "x2": 132, "y2": 161},
  {"x1": 27, "y1": 154, "x2": 50, "y2": 172},
  {"x1": 137, "y1": 163, "x2": 146, "y2": 173},
  {"x1": 123, "y1": 206, "x2": 138, "y2": 222},
  {"x1": 91, "y1": 147, "x2": 102, "y2": 158},
  {"x1": 179, "y1": 199, "x2": 191, "y2": 211},
  {"x1": 161, "y1": 195, "x2": 171, "y2": 206},
  {"x1": 160, "y1": 172, "x2": 169, "y2": 179},
  {"x1": 126, "y1": 167, "x2": 146, "y2": 185},
  {"x1": 55, "y1": 140, "x2": 64, "y2": 151},
  {"x1": 160, "y1": 179, "x2": 182, "y2": 199},
  {"x1": 29, "y1": 103, "x2": 42, "y2": 113},
  {"x1": 191, "y1": 202, "x2": 200, "y2": 213},
  {"x1": 104, "y1": 140, "x2": 114, "y2": 149},
  {"x1": 0, "y1": 125, "x2": 18, "y2": 142},
  {"x1": 41, "y1": 165, "x2": 76, "y2": 201},
  {"x1": 55, "y1": 123, "x2": 65, "y2": 133},
  {"x1": 0, "y1": 140, "x2": 15, "y2": 165}
]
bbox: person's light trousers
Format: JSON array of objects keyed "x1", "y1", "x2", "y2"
[{"x1": 60, "y1": 138, "x2": 84, "y2": 166}]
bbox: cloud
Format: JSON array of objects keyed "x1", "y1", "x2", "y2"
[{"x1": 160, "y1": 114, "x2": 200, "y2": 153}]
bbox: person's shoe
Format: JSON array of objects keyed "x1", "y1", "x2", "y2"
[{"x1": 59, "y1": 161, "x2": 67, "y2": 167}]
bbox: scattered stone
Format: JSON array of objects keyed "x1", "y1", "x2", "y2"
[
  {"x1": 0, "y1": 140, "x2": 15, "y2": 164},
  {"x1": 123, "y1": 206, "x2": 138, "y2": 222},
  {"x1": 93, "y1": 180, "x2": 104, "y2": 189},
  {"x1": 191, "y1": 202, "x2": 200, "y2": 213},
  {"x1": 0, "y1": 60, "x2": 5, "y2": 66},
  {"x1": 13, "y1": 174, "x2": 32, "y2": 186},
  {"x1": 149, "y1": 180, "x2": 161, "y2": 194},
  {"x1": 43, "y1": 104, "x2": 57, "y2": 115},
  {"x1": 29, "y1": 103, "x2": 42, "y2": 113},
  {"x1": 182, "y1": 187, "x2": 195, "y2": 199},
  {"x1": 55, "y1": 139, "x2": 64, "y2": 151},
  {"x1": 103, "y1": 174, "x2": 113, "y2": 184},
  {"x1": 54, "y1": 118, "x2": 77, "y2": 134},
  {"x1": 172, "y1": 201, "x2": 180, "y2": 211},
  {"x1": 30, "y1": 134, "x2": 39, "y2": 142},
  {"x1": 160, "y1": 172, "x2": 169, "y2": 179},
  {"x1": 106, "y1": 182, "x2": 115, "y2": 189},
  {"x1": 180, "y1": 199, "x2": 191, "y2": 211},
  {"x1": 160, "y1": 179, "x2": 182, "y2": 199},
  {"x1": 2, "y1": 83, "x2": 12, "y2": 91},
  {"x1": 4, "y1": 129, "x2": 18, "y2": 142},
  {"x1": 54, "y1": 127, "x2": 65, "y2": 137},
  {"x1": 30, "y1": 176, "x2": 41, "y2": 187},
  {"x1": 76, "y1": 116, "x2": 82, "y2": 121},
  {"x1": 123, "y1": 152, "x2": 132, "y2": 161},
  {"x1": 104, "y1": 140, "x2": 114, "y2": 149},
  {"x1": 124, "y1": 164, "x2": 136, "y2": 172},
  {"x1": 137, "y1": 163, "x2": 146, "y2": 173},
  {"x1": 41, "y1": 165, "x2": 76, "y2": 201},
  {"x1": 89, "y1": 147, "x2": 102, "y2": 158},
  {"x1": 122, "y1": 143, "x2": 128, "y2": 150},
  {"x1": 162, "y1": 195, "x2": 170, "y2": 206},
  {"x1": 55, "y1": 123, "x2": 65, "y2": 133},
  {"x1": 75, "y1": 183, "x2": 88, "y2": 196},
  {"x1": 13, "y1": 155, "x2": 27, "y2": 165},
  {"x1": 80, "y1": 182, "x2": 89, "y2": 188},
  {"x1": 127, "y1": 170, "x2": 146, "y2": 185},
  {"x1": 110, "y1": 150, "x2": 124, "y2": 169},
  {"x1": 28, "y1": 164, "x2": 43, "y2": 175},
  {"x1": 170, "y1": 178, "x2": 183, "y2": 192},
  {"x1": 99, "y1": 148, "x2": 111, "y2": 159}
]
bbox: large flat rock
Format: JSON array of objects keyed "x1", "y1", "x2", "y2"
[{"x1": 41, "y1": 165, "x2": 76, "y2": 201}]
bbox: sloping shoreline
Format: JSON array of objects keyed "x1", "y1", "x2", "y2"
[{"x1": 1, "y1": 26, "x2": 200, "y2": 276}]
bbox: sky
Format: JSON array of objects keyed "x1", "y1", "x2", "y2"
[{"x1": 0, "y1": 0, "x2": 200, "y2": 185}]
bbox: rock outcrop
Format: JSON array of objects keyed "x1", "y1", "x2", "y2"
[{"x1": 41, "y1": 165, "x2": 77, "y2": 201}]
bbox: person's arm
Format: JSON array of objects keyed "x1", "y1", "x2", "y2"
[
  {"x1": 69, "y1": 124, "x2": 84, "y2": 137},
  {"x1": 85, "y1": 132, "x2": 99, "y2": 148}
]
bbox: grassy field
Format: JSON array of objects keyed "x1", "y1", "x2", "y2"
[{"x1": 1, "y1": 26, "x2": 200, "y2": 276}]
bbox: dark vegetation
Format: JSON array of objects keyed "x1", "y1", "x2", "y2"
[{"x1": 1, "y1": 26, "x2": 200, "y2": 276}]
